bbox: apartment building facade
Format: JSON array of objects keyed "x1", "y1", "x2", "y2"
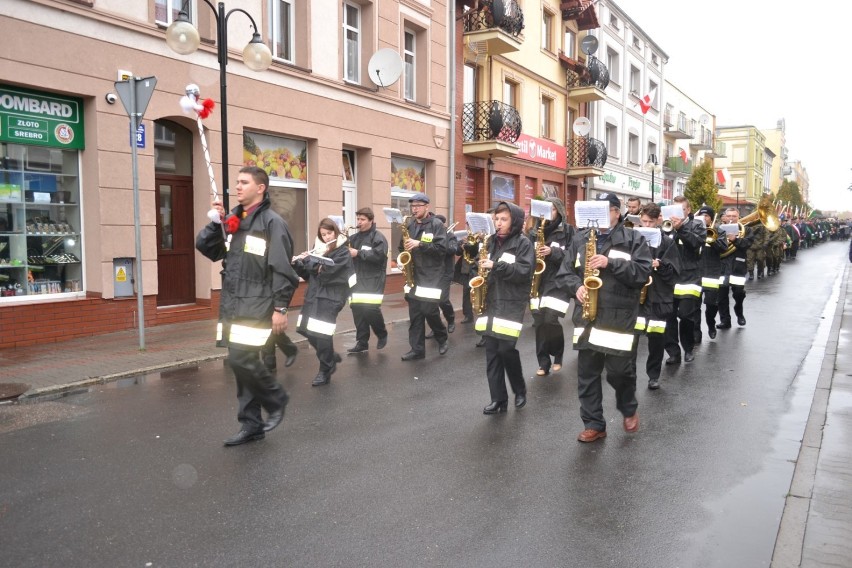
[
  {"x1": 715, "y1": 125, "x2": 768, "y2": 213},
  {"x1": 0, "y1": 0, "x2": 451, "y2": 347}
]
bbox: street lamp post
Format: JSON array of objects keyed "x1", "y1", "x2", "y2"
[
  {"x1": 644, "y1": 153, "x2": 661, "y2": 203},
  {"x1": 166, "y1": 1, "x2": 272, "y2": 211},
  {"x1": 734, "y1": 181, "x2": 742, "y2": 213}
]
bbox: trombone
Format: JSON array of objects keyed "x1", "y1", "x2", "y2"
[{"x1": 705, "y1": 213, "x2": 719, "y2": 244}]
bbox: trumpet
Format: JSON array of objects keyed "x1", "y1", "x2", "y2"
[{"x1": 661, "y1": 219, "x2": 674, "y2": 233}]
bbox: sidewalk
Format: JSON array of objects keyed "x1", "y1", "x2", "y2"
[{"x1": 0, "y1": 287, "x2": 463, "y2": 401}]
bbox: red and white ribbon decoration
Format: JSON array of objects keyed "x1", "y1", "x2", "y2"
[{"x1": 179, "y1": 84, "x2": 221, "y2": 224}]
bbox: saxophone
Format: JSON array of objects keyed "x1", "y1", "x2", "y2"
[
  {"x1": 530, "y1": 218, "x2": 547, "y2": 300},
  {"x1": 582, "y1": 228, "x2": 603, "y2": 321},
  {"x1": 396, "y1": 216, "x2": 415, "y2": 289},
  {"x1": 469, "y1": 234, "x2": 490, "y2": 316}
]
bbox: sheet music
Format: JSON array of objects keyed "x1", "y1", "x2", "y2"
[
  {"x1": 625, "y1": 214, "x2": 641, "y2": 227},
  {"x1": 634, "y1": 227, "x2": 661, "y2": 248},
  {"x1": 574, "y1": 201, "x2": 609, "y2": 229},
  {"x1": 661, "y1": 204, "x2": 685, "y2": 221},
  {"x1": 383, "y1": 207, "x2": 404, "y2": 225},
  {"x1": 466, "y1": 212, "x2": 495, "y2": 235},
  {"x1": 719, "y1": 223, "x2": 740, "y2": 237},
  {"x1": 693, "y1": 216, "x2": 706, "y2": 228},
  {"x1": 453, "y1": 230, "x2": 469, "y2": 241},
  {"x1": 530, "y1": 199, "x2": 552, "y2": 219}
]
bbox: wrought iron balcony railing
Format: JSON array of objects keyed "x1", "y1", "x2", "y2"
[
  {"x1": 567, "y1": 136, "x2": 608, "y2": 169},
  {"x1": 463, "y1": 0, "x2": 525, "y2": 37},
  {"x1": 462, "y1": 100, "x2": 522, "y2": 144},
  {"x1": 566, "y1": 55, "x2": 610, "y2": 90}
]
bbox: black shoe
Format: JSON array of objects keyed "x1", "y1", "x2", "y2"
[
  {"x1": 757, "y1": 274, "x2": 763, "y2": 280},
  {"x1": 425, "y1": 331, "x2": 435, "y2": 339},
  {"x1": 648, "y1": 379, "x2": 660, "y2": 390},
  {"x1": 284, "y1": 351, "x2": 298, "y2": 367},
  {"x1": 684, "y1": 351, "x2": 695, "y2": 363},
  {"x1": 475, "y1": 337, "x2": 486, "y2": 348},
  {"x1": 665, "y1": 355, "x2": 681, "y2": 365},
  {"x1": 224, "y1": 429, "x2": 265, "y2": 446},
  {"x1": 334, "y1": 352, "x2": 342, "y2": 363},
  {"x1": 483, "y1": 401, "x2": 508, "y2": 414},
  {"x1": 708, "y1": 327, "x2": 717, "y2": 339},
  {"x1": 438, "y1": 342, "x2": 449, "y2": 355},
  {"x1": 694, "y1": 334, "x2": 702, "y2": 344},
  {"x1": 401, "y1": 351, "x2": 425, "y2": 361},
  {"x1": 515, "y1": 392, "x2": 527, "y2": 409},
  {"x1": 376, "y1": 335, "x2": 388, "y2": 350},
  {"x1": 748, "y1": 273, "x2": 754, "y2": 281},
  {"x1": 311, "y1": 372, "x2": 330, "y2": 386},
  {"x1": 447, "y1": 321, "x2": 456, "y2": 333},
  {"x1": 460, "y1": 316, "x2": 474, "y2": 324},
  {"x1": 347, "y1": 343, "x2": 368, "y2": 354},
  {"x1": 263, "y1": 392, "x2": 290, "y2": 432},
  {"x1": 716, "y1": 322, "x2": 731, "y2": 329},
  {"x1": 737, "y1": 316, "x2": 746, "y2": 326}
]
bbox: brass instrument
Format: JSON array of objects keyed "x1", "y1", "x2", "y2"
[
  {"x1": 639, "y1": 276, "x2": 653, "y2": 305},
  {"x1": 720, "y1": 195, "x2": 780, "y2": 258},
  {"x1": 396, "y1": 215, "x2": 415, "y2": 288},
  {"x1": 582, "y1": 227, "x2": 603, "y2": 321},
  {"x1": 530, "y1": 218, "x2": 547, "y2": 299},
  {"x1": 705, "y1": 213, "x2": 719, "y2": 244},
  {"x1": 469, "y1": 234, "x2": 490, "y2": 316},
  {"x1": 661, "y1": 219, "x2": 674, "y2": 233}
]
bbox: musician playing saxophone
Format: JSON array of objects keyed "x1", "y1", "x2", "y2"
[
  {"x1": 476, "y1": 202, "x2": 534, "y2": 415},
  {"x1": 399, "y1": 192, "x2": 450, "y2": 361},
  {"x1": 632, "y1": 203, "x2": 681, "y2": 391},
  {"x1": 527, "y1": 197, "x2": 575, "y2": 377},
  {"x1": 557, "y1": 193, "x2": 652, "y2": 442}
]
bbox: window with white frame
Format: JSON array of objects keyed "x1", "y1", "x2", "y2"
[
  {"x1": 648, "y1": 79, "x2": 658, "y2": 107},
  {"x1": 606, "y1": 48, "x2": 620, "y2": 85},
  {"x1": 404, "y1": 29, "x2": 415, "y2": 101},
  {"x1": 647, "y1": 142, "x2": 657, "y2": 163},
  {"x1": 629, "y1": 65, "x2": 640, "y2": 95},
  {"x1": 503, "y1": 79, "x2": 517, "y2": 107},
  {"x1": 270, "y1": 0, "x2": 294, "y2": 63},
  {"x1": 155, "y1": 0, "x2": 192, "y2": 26},
  {"x1": 605, "y1": 123, "x2": 618, "y2": 158},
  {"x1": 542, "y1": 11, "x2": 553, "y2": 52},
  {"x1": 563, "y1": 28, "x2": 575, "y2": 58},
  {"x1": 609, "y1": 14, "x2": 619, "y2": 30},
  {"x1": 632, "y1": 33, "x2": 641, "y2": 50},
  {"x1": 343, "y1": 2, "x2": 361, "y2": 83},
  {"x1": 628, "y1": 133, "x2": 639, "y2": 164},
  {"x1": 540, "y1": 97, "x2": 552, "y2": 139}
]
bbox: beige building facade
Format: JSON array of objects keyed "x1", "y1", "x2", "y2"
[{"x1": 715, "y1": 125, "x2": 767, "y2": 213}]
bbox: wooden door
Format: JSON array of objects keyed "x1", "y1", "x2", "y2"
[{"x1": 155, "y1": 175, "x2": 195, "y2": 306}]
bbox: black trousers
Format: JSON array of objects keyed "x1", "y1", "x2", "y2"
[
  {"x1": 438, "y1": 298, "x2": 455, "y2": 323},
  {"x1": 665, "y1": 296, "x2": 698, "y2": 357},
  {"x1": 632, "y1": 330, "x2": 666, "y2": 383},
  {"x1": 694, "y1": 289, "x2": 719, "y2": 341},
  {"x1": 717, "y1": 285, "x2": 745, "y2": 324},
  {"x1": 460, "y1": 280, "x2": 473, "y2": 320},
  {"x1": 577, "y1": 348, "x2": 638, "y2": 432},
  {"x1": 261, "y1": 332, "x2": 297, "y2": 368},
  {"x1": 408, "y1": 298, "x2": 447, "y2": 353},
  {"x1": 306, "y1": 334, "x2": 336, "y2": 373},
  {"x1": 351, "y1": 304, "x2": 388, "y2": 345},
  {"x1": 228, "y1": 346, "x2": 287, "y2": 431},
  {"x1": 532, "y1": 310, "x2": 564, "y2": 370},
  {"x1": 484, "y1": 335, "x2": 526, "y2": 402}
]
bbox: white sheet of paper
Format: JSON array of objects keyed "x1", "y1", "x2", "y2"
[
  {"x1": 454, "y1": 230, "x2": 469, "y2": 241},
  {"x1": 308, "y1": 253, "x2": 335, "y2": 266},
  {"x1": 634, "y1": 227, "x2": 662, "y2": 248},
  {"x1": 530, "y1": 199, "x2": 552, "y2": 219},
  {"x1": 719, "y1": 223, "x2": 740, "y2": 237},
  {"x1": 574, "y1": 201, "x2": 609, "y2": 230},
  {"x1": 625, "y1": 214, "x2": 641, "y2": 226},
  {"x1": 383, "y1": 207, "x2": 403, "y2": 225},
  {"x1": 661, "y1": 204, "x2": 685, "y2": 221},
  {"x1": 466, "y1": 212, "x2": 495, "y2": 235},
  {"x1": 693, "y1": 216, "x2": 706, "y2": 228}
]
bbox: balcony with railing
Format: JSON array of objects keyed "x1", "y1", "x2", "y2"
[
  {"x1": 462, "y1": 100, "x2": 522, "y2": 158},
  {"x1": 665, "y1": 112, "x2": 692, "y2": 139},
  {"x1": 560, "y1": 0, "x2": 600, "y2": 30},
  {"x1": 705, "y1": 140, "x2": 727, "y2": 159},
  {"x1": 463, "y1": 0, "x2": 525, "y2": 56},
  {"x1": 561, "y1": 54, "x2": 609, "y2": 103},
  {"x1": 566, "y1": 136, "x2": 608, "y2": 178},
  {"x1": 665, "y1": 155, "x2": 692, "y2": 174},
  {"x1": 689, "y1": 129, "x2": 713, "y2": 150}
]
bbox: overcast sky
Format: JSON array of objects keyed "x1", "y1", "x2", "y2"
[{"x1": 618, "y1": 0, "x2": 852, "y2": 213}]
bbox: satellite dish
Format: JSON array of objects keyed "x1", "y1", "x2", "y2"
[
  {"x1": 367, "y1": 49, "x2": 403, "y2": 88},
  {"x1": 699, "y1": 114, "x2": 709, "y2": 125},
  {"x1": 572, "y1": 117, "x2": 591, "y2": 136},
  {"x1": 580, "y1": 35, "x2": 599, "y2": 56}
]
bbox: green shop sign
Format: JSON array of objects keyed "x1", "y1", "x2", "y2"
[{"x1": 0, "y1": 84, "x2": 84, "y2": 149}]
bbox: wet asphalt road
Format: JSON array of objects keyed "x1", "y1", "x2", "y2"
[{"x1": 0, "y1": 241, "x2": 847, "y2": 568}]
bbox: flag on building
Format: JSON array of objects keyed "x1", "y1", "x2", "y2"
[
  {"x1": 679, "y1": 148, "x2": 689, "y2": 163},
  {"x1": 715, "y1": 168, "x2": 729, "y2": 185},
  {"x1": 637, "y1": 88, "x2": 657, "y2": 114}
]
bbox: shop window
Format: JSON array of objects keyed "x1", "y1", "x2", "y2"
[
  {"x1": 541, "y1": 182, "x2": 559, "y2": 200},
  {"x1": 243, "y1": 131, "x2": 308, "y2": 255},
  {"x1": 1, "y1": 143, "x2": 83, "y2": 298},
  {"x1": 490, "y1": 173, "x2": 516, "y2": 209},
  {"x1": 390, "y1": 156, "x2": 425, "y2": 251}
]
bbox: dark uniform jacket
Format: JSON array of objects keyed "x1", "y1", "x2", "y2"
[
  {"x1": 293, "y1": 240, "x2": 353, "y2": 338},
  {"x1": 640, "y1": 230, "x2": 682, "y2": 329},
  {"x1": 559, "y1": 221, "x2": 653, "y2": 357},
  {"x1": 474, "y1": 202, "x2": 534, "y2": 341},
  {"x1": 527, "y1": 215, "x2": 575, "y2": 317},
  {"x1": 399, "y1": 213, "x2": 447, "y2": 302},
  {"x1": 195, "y1": 196, "x2": 299, "y2": 347},
  {"x1": 699, "y1": 227, "x2": 729, "y2": 289},
  {"x1": 348, "y1": 222, "x2": 388, "y2": 305},
  {"x1": 721, "y1": 227, "x2": 754, "y2": 287},
  {"x1": 441, "y1": 230, "x2": 461, "y2": 302},
  {"x1": 672, "y1": 215, "x2": 706, "y2": 299}
]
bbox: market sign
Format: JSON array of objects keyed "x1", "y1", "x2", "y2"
[
  {"x1": 0, "y1": 84, "x2": 85, "y2": 149},
  {"x1": 514, "y1": 134, "x2": 566, "y2": 169}
]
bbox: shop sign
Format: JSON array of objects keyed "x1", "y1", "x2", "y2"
[
  {"x1": 595, "y1": 170, "x2": 656, "y2": 195},
  {"x1": 514, "y1": 134, "x2": 566, "y2": 169},
  {"x1": 0, "y1": 84, "x2": 84, "y2": 149}
]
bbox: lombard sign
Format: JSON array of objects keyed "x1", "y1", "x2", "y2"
[
  {"x1": 514, "y1": 134, "x2": 566, "y2": 169},
  {"x1": 0, "y1": 85, "x2": 85, "y2": 149}
]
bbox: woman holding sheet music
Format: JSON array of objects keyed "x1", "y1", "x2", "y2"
[{"x1": 292, "y1": 218, "x2": 353, "y2": 386}]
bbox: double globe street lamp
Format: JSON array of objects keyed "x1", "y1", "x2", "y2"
[
  {"x1": 165, "y1": 1, "x2": 273, "y2": 210},
  {"x1": 644, "y1": 153, "x2": 662, "y2": 204}
]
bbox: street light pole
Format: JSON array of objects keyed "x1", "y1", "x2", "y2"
[
  {"x1": 735, "y1": 181, "x2": 741, "y2": 213},
  {"x1": 166, "y1": 0, "x2": 272, "y2": 211},
  {"x1": 645, "y1": 153, "x2": 661, "y2": 203}
]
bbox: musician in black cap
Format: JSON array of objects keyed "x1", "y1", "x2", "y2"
[{"x1": 694, "y1": 205, "x2": 728, "y2": 342}]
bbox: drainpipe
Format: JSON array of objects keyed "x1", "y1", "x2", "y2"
[{"x1": 448, "y1": 0, "x2": 457, "y2": 224}]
